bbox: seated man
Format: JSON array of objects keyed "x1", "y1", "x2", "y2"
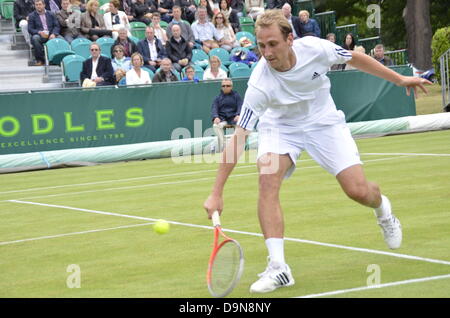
[
  {"x1": 211, "y1": 78, "x2": 242, "y2": 152},
  {"x1": 191, "y1": 6, "x2": 222, "y2": 53},
  {"x1": 152, "y1": 58, "x2": 178, "y2": 82},
  {"x1": 80, "y1": 42, "x2": 115, "y2": 86},
  {"x1": 165, "y1": 24, "x2": 192, "y2": 72},
  {"x1": 13, "y1": 0, "x2": 35, "y2": 45},
  {"x1": 56, "y1": 0, "x2": 81, "y2": 43},
  {"x1": 137, "y1": 26, "x2": 166, "y2": 72},
  {"x1": 166, "y1": 5, "x2": 195, "y2": 49},
  {"x1": 373, "y1": 44, "x2": 394, "y2": 66},
  {"x1": 131, "y1": 0, "x2": 156, "y2": 25},
  {"x1": 182, "y1": 65, "x2": 200, "y2": 83},
  {"x1": 298, "y1": 9, "x2": 321, "y2": 38},
  {"x1": 27, "y1": 0, "x2": 60, "y2": 66}
]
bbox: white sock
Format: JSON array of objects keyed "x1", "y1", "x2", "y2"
[
  {"x1": 374, "y1": 195, "x2": 392, "y2": 219},
  {"x1": 265, "y1": 238, "x2": 286, "y2": 266}
]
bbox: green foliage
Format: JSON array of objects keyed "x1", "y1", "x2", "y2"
[{"x1": 431, "y1": 27, "x2": 450, "y2": 82}]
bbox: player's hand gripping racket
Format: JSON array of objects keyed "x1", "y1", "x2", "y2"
[{"x1": 207, "y1": 211, "x2": 244, "y2": 297}]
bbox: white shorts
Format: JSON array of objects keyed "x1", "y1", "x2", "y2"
[{"x1": 257, "y1": 122, "x2": 362, "y2": 178}]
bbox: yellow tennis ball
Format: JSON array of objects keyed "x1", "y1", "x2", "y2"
[{"x1": 153, "y1": 219, "x2": 170, "y2": 234}]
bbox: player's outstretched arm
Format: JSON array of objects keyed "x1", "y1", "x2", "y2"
[
  {"x1": 347, "y1": 51, "x2": 432, "y2": 98},
  {"x1": 204, "y1": 126, "x2": 250, "y2": 219}
]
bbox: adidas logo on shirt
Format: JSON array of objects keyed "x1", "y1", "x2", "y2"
[{"x1": 311, "y1": 72, "x2": 320, "y2": 80}]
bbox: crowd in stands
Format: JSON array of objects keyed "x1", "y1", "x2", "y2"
[{"x1": 11, "y1": 0, "x2": 397, "y2": 86}]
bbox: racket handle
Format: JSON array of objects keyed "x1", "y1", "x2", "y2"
[{"x1": 212, "y1": 211, "x2": 221, "y2": 227}]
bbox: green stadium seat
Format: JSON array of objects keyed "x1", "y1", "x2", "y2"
[
  {"x1": 191, "y1": 49, "x2": 209, "y2": 68},
  {"x1": 230, "y1": 64, "x2": 251, "y2": 78},
  {"x1": 236, "y1": 31, "x2": 256, "y2": 49},
  {"x1": 228, "y1": 61, "x2": 248, "y2": 73},
  {"x1": 130, "y1": 21, "x2": 147, "y2": 40},
  {"x1": 95, "y1": 37, "x2": 115, "y2": 58},
  {"x1": 0, "y1": 0, "x2": 14, "y2": 19},
  {"x1": 70, "y1": 37, "x2": 92, "y2": 60},
  {"x1": 45, "y1": 38, "x2": 75, "y2": 65},
  {"x1": 62, "y1": 54, "x2": 85, "y2": 83}
]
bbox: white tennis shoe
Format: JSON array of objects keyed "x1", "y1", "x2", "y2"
[
  {"x1": 378, "y1": 214, "x2": 402, "y2": 249},
  {"x1": 249, "y1": 260, "x2": 295, "y2": 293}
]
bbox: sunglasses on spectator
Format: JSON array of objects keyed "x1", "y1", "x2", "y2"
[
  {"x1": 114, "y1": 50, "x2": 123, "y2": 52},
  {"x1": 90, "y1": 48, "x2": 99, "y2": 51},
  {"x1": 222, "y1": 84, "x2": 232, "y2": 87}
]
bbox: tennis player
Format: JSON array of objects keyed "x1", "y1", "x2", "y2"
[{"x1": 203, "y1": 10, "x2": 432, "y2": 294}]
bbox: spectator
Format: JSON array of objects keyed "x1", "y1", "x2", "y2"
[
  {"x1": 45, "y1": 0, "x2": 61, "y2": 13},
  {"x1": 244, "y1": 0, "x2": 264, "y2": 20},
  {"x1": 219, "y1": 0, "x2": 239, "y2": 33},
  {"x1": 56, "y1": 0, "x2": 81, "y2": 43},
  {"x1": 111, "y1": 43, "x2": 131, "y2": 72},
  {"x1": 373, "y1": 44, "x2": 394, "y2": 66},
  {"x1": 230, "y1": 0, "x2": 244, "y2": 18},
  {"x1": 111, "y1": 27, "x2": 138, "y2": 57},
  {"x1": 117, "y1": 0, "x2": 133, "y2": 22},
  {"x1": 266, "y1": 0, "x2": 292, "y2": 9},
  {"x1": 166, "y1": 5, "x2": 195, "y2": 49},
  {"x1": 165, "y1": 24, "x2": 192, "y2": 72},
  {"x1": 181, "y1": 65, "x2": 200, "y2": 82},
  {"x1": 345, "y1": 45, "x2": 366, "y2": 70},
  {"x1": 152, "y1": 12, "x2": 169, "y2": 45},
  {"x1": 103, "y1": 0, "x2": 130, "y2": 40},
  {"x1": 191, "y1": 6, "x2": 222, "y2": 53},
  {"x1": 203, "y1": 55, "x2": 227, "y2": 80},
  {"x1": 281, "y1": 2, "x2": 300, "y2": 39},
  {"x1": 152, "y1": 58, "x2": 179, "y2": 82},
  {"x1": 298, "y1": 9, "x2": 320, "y2": 38},
  {"x1": 326, "y1": 32, "x2": 336, "y2": 43},
  {"x1": 175, "y1": 0, "x2": 196, "y2": 24},
  {"x1": 158, "y1": 0, "x2": 174, "y2": 23},
  {"x1": 13, "y1": 0, "x2": 35, "y2": 45},
  {"x1": 198, "y1": 0, "x2": 215, "y2": 20},
  {"x1": 137, "y1": 26, "x2": 166, "y2": 72},
  {"x1": 126, "y1": 52, "x2": 152, "y2": 84},
  {"x1": 212, "y1": 12, "x2": 238, "y2": 52},
  {"x1": 211, "y1": 78, "x2": 242, "y2": 152},
  {"x1": 131, "y1": 0, "x2": 155, "y2": 25},
  {"x1": 80, "y1": 42, "x2": 115, "y2": 86},
  {"x1": 27, "y1": 0, "x2": 60, "y2": 66},
  {"x1": 80, "y1": 0, "x2": 112, "y2": 41},
  {"x1": 230, "y1": 48, "x2": 257, "y2": 65},
  {"x1": 342, "y1": 32, "x2": 356, "y2": 51}
]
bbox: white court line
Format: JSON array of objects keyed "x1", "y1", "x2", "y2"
[
  {"x1": 7, "y1": 199, "x2": 450, "y2": 267},
  {"x1": 361, "y1": 152, "x2": 450, "y2": 157},
  {"x1": 296, "y1": 273, "x2": 450, "y2": 298},
  {"x1": 2, "y1": 156, "x2": 411, "y2": 202},
  {"x1": 0, "y1": 222, "x2": 154, "y2": 246}
]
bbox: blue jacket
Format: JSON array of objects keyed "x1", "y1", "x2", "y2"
[
  {"x1": 211, "y1": 90, "x2": 243, "y2": 123},
  {"x1": 27, "y1": 10, "x2": 60, "y2": 36},
  {"x1": 137, "y1": 38, "x2": 167, "y2": 66},
  {"x1": 299, "y1": 18, "x2": 321, "y2": 38}
]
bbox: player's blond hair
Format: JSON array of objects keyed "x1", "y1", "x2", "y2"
[{"x1": 255, "y1": 9, "x2": 292, "y2": 40}]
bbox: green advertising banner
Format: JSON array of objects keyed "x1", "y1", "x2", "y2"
[{"x1": 0, "y1": 66, "x2": 415, "y2": 155}]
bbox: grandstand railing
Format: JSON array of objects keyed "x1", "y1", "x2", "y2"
[
  {"x1": 292, "y1": 0, "x2": 315, "y2": 17},
  {"x1": 440, "y1": 48, "x2": 450, "y2": 110},
  {"x1": 314, "y1": 11, "x2": 336, "y2": 38},
  {"x1": 335, "y1": 24, "x2": 358, "y2": 46},
  {"x1": 357, "y1": 36, "x2": 381, "y2": 53},
  {"x1": 384, "y1": 49, "x2": 408, "y2": 66}
]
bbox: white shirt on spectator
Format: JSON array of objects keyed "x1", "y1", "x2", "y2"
[
  {"x1": 126, "y1": 68, "x2": 152, "y2": 85},
  {"x1": 191, "y1": 20, "x2": 223, "y2": 42}
]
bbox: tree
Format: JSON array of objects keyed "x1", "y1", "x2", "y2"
[{"x1": 403, "y1": 0, "x2": 433, "y2": 70}]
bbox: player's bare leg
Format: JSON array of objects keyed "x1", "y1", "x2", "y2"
[
  {"x1": 250, "y1": 153, "x2": 295, "y2": 293},
  {"x1": 336, "y1": 164, "x2": 402, "y2": 249}
]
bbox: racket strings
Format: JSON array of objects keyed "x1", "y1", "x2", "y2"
[{"x1": 210, "y1": 241, "x2": 241, "y2": 295}]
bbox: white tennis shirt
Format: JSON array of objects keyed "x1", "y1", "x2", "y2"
[{"x1": 238, "y1": 36, "x2": 353, "y2": 132}]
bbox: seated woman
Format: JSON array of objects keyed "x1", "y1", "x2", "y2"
[
  {"x1": 80, "y1": 0, "x2": 112, "y2": 41},
  {"x1": 111, "y1": 44, "x2": 132, "y2": 72},
  {"x1": 245, "y1": 0, "x2": 264, "y2": 20},
  {"x1": 103, "y1": 0, "x2": 131, "y2": 40},
  {"x1": 203, "y1": 55, "x2": 227, "y2": 80},
  {"x1": 219, "y1": 0, "x2": 240, "y2": 33},
  {"x1": 212, "y1": 12, "x2": 239, "y2": 52},
  {"x1": 126, "y1": 52, "x2": 152, "y2": 85}
]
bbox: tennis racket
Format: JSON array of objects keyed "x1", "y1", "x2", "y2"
[{"x1": 206, "y1": 211, "x2": 244, "y2": 298}]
